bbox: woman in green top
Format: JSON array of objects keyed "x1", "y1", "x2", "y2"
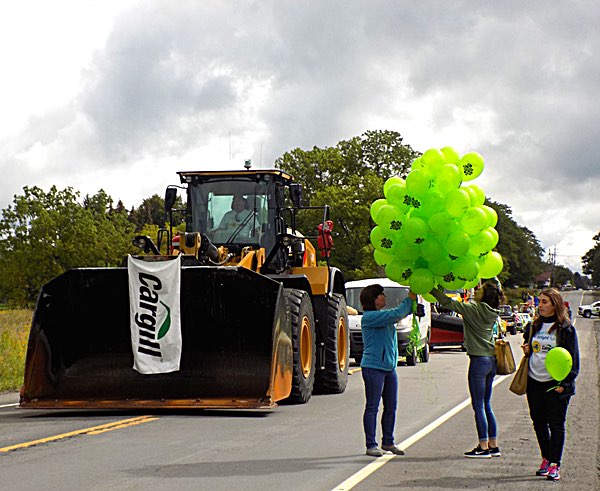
[{"x1": 431, "y1": 282, "x2": 504, "y2": 459}]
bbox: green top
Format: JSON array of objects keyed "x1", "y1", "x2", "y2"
[{"x1": 431, "y1": 288, "x2": 499, "y2": 356}]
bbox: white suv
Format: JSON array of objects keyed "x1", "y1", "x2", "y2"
[{"x1": 345, "y1": 278, "x2": 431, "y2": 366}]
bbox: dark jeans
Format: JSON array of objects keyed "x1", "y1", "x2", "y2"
[
  {"x1": 361, "y1": 367, "x2": 398, "y2": 448},
  {"x1": 468, "y1": 355, "x2": 498, "y2": 442},
  {"x1": 526, "y1": 376, "x2": 571, "y2": 466}
]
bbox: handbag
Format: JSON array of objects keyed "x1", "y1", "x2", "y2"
[
  {"x1": 494, "y1": 339, "x2": 516, "y2": 375},
  {"x1": 509, "y1": 357, "x2": 529, "y2": 395},
  {"x1": 509, "y1": 329, "x2": 532, "y2": 395}
]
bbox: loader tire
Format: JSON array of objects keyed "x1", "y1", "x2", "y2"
[
  {"x1": 314, "y1": 293, "x2": 350, "y2": 394},
  {"x1": 282, "y1": 288, "x2": 316, "y2": 404}
]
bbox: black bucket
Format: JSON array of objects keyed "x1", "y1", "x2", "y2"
[{"x1": 21, "y1": 265, "x2": 291, "y2": 408}]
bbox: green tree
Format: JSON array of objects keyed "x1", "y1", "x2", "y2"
[
  {"x1": 486, "y1": 200, "x2": 544, "y2": 288},
  {"x1": 582, "y1": 231, "x2": 600, "y2": 286},
  {"x1": 0, "y1": 186, "x2": 136, "y2": 306}
]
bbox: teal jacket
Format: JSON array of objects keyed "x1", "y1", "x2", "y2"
[
  {"x1": 360, "y1": 297, "x2": 413, "y2": 371},
  {"x1": 431, "y1": 288, "x2": 498, "y2": 356}
]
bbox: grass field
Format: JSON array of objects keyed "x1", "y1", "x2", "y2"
[{"x1": 0, "y1": 309, "x2": 32, "y2": 393}]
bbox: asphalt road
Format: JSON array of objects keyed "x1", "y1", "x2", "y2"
[{"x1": 1, "y1": 291, "x2": 598, "y2": 490}]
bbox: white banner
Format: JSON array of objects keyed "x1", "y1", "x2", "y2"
[{"x1": 127, "y1": 255, "x2": 182, "y2": 374}]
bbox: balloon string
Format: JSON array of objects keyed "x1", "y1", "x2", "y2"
[{"x1": 546, "y1": 384, "x2": 560, "y2": 393}]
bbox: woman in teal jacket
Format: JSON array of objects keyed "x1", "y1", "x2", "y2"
[{"x1": 360, "y1": 283, "x2": 416, "y2": 457}]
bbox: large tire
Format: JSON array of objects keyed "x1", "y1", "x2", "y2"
[
  {"x1": 314, "y1": 293, "x2": 350, "y2": 394},
  {"x1": 282, "y1": 289, "x2": 316, "y2": 404},
  {"x1": 405, "y1": 344, "x2": 418, "y2": 366},
  {"x1": 419, "y1": 340, "x2": 430, "y2": 363}
]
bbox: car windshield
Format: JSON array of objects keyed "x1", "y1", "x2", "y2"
[
  {"x1": 345, "y1": 286, "x2": 409, "y2": 314},
  {"x1": 499, "y1": 305, "x2": 512, "y2": 315}
]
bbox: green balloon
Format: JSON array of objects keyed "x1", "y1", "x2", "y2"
[
  {"x1": 422, "y1": 148, "x2": 446, "y2": 171},
  {"x1": 406, "y1": 168, "x2": 433, "y2": 198},
  {"x1": 446, "y1": 231, "x2": 471, "y2": 257},
  {"x1": 440, "y1": 146, "x2": 460, "y2": 164},
  {"x1": 454, "y1": 255, "x2": 480, "y2": 281},
  {"x1": 376, "y1": 205, "x2": 405, "y2": 232},
  {"x1": 411, "y1": 157, "x2": 425, "y2": 171},
  {"x1": 402, "y1": 216, "x2": 429, "y2": 244},
  {"x1": 395, "y1": 241, "x2": 421, "y2": 262},
  {"x1": 370, "y1": 226, "x2": 398, "y2": 253},
  {"x1": 374, "y1": 249, "x2": 394, "y2": 267},
  {"x1": 478, "y1": 251, "x2": 504, "y2": 278},
  {"x1": 468, "y1": 229, "x2": 495, "y2": 256},
  {"x1": 428, "y1": 211, "x2": 457, "y2": 238},
  {"x1": 445, "y1": 188, "x2": 471, "y2": 217},
  {"x1": 487, "y1": 227, "x2": 499, "y2": 248},
  {"x1": 461, "y1": 206, "x2": 488, "y2": 235},
  {"x1": 419, "y1": 190, "x2": 446, "y2": 218},
  {"x1": 386, "y1": 183, "x2": 411, "y2": 213},
  {"x1": 420, "y1": 236, "x2": 445, "y2": 263},
  {"x1": 436, "y1": 163, "x2": 462, "y2": 196},
  {"x1": 438, "y1": 271, "x2": 466, "y2": 290},
  {"x1": 464, "y1": 184, "x2": 485, "y2": 206},
  {"x1": 386, "y1": 260, "x2": 414, "y2": 285},
  {"x1": 422, "y1": 293, "x2": 438, "y2": 303},
  {"x1": 429, "y1": 257, "x2": 453, "y2": 277},
  {"x1": 410, "y1": 268, "x2": 435, "y2": 295},
  {"x1": 545, "y1": 347, "x2": 573, "y2": 381},
  {"x1": 370, "y1": 199, "x2": 387, "y2": 222},
  {"x1": 384, "y1": 176, "x2": 405, "y2": 197},
  {"x1": 481, "y1": 205, "x2": 498, "y2": 228},
  {"x1": 460, "y1": 152, "x2": 485, "y2": 181},
  {"x1": 463, "y1": 277, "x2": 480, "y2": 289}
]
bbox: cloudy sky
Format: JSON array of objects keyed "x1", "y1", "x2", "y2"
[{"x1": 1, "y1": 1, "x2": 598, "y2": 273}]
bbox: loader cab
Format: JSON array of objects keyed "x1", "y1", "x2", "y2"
[{"x1": 175, "y1": 170, "x2": 300, "y2": 263}]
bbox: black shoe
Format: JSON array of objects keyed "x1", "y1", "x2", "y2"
[
  {"x1": 489, "y1": 446, "x2": 501, "y2": 457},
  {"x1": 464, "y1": 445, "x2": 491, "y2": 458},
  {"x1": 381, "y1": 444, "x2": 405, "y2": 455}
]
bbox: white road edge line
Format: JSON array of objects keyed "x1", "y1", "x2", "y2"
[
  {"x1": 0, "y1": 403, "x2": 19, "y2": 408},
  {"x1": 331, "y1": 374, "x2": 511, "y2": 491}
]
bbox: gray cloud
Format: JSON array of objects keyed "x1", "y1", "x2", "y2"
[{"x1": 1, "y1": 0, "x2": 598, "y2": 272}]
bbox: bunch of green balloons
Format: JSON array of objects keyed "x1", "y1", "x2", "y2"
[{"x1": 369, "y1": 146, "x2": 504, "y2": 297}]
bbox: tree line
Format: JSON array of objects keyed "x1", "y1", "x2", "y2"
[{"x1": 0, "y1": 130, "x2": 589, "y2": 306}]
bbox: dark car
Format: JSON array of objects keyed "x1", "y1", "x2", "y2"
[
  {"x1": 429, "y1": 305, "x2": 465, "y2": 350},
  {"x1": 498, "y1": 304, "x2": 517, "y2": 335}
]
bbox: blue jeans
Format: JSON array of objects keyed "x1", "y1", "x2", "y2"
[
  {"x1": 361, "y1": 367, "x2": 398, "y2": 448},
  {"x1": 468, "y1": 355, "x2": 497, "y2": 442}
]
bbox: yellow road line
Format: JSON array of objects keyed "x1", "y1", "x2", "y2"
[{"x1": 0, "y1": 416, "x2": 158, "y2": 453}]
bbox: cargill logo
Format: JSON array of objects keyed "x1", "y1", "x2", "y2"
[{"x1": 134, "y1": 272, "x2": 172, "y2": 358}]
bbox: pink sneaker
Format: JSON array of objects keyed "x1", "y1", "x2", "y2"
[
  {"x1": 536, "y1": 458, "x2": 550, "y2": 476},
  {"x1": 547, "y1": 464, "x2": 560, "y2": 481}
]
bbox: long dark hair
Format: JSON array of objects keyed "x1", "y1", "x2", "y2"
[
  {"x1": 532, "y1": 288, "x2": 568, "y2": 334},
  {"x1": 478, "y1": 281, "x2": 504, "y2": 309}
]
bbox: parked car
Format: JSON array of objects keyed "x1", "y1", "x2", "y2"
[
  {"x1": 498, "y1": 304, "x2": 517, "y2": 335},
  {"x1": 345, "y1": 278, "x2": 431, "y2": 366},
  {"x1": 578, "y1": 301, "x2": 600, "y2": 318},
  {"x1": 513, "y1": 312, "x2": 532, "y2": 332},
  {"x1": 429, "y1": 304, "x2": 464, "y2": 350}
]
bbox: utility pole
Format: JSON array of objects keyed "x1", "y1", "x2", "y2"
[{"x1": 549, "y1": 245, "x2": 557, "y2": 287}]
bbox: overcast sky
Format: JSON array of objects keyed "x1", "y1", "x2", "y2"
[{"x1": 1, "y1": 1, "x2": 598, "y2": 274}]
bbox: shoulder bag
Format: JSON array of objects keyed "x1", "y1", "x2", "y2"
[
  {"x1": 494, "y1": 338, "x2": 516, "y2": 375},
  {"x1": 509, "y1": 329, "x2": 532, "y2": 395}
]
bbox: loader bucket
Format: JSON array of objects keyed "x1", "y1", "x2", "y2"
[{"x1": 20, "y1": 266, "x2": 293, "y2": 409}]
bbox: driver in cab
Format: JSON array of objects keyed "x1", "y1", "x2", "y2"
[{"x1": 212, "y1": 194, "x2": 256, "y2": 242}]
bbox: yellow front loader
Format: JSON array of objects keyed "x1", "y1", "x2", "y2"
[{"x1": 20, "y1": 168, "x2": 349, "y2": 409}]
